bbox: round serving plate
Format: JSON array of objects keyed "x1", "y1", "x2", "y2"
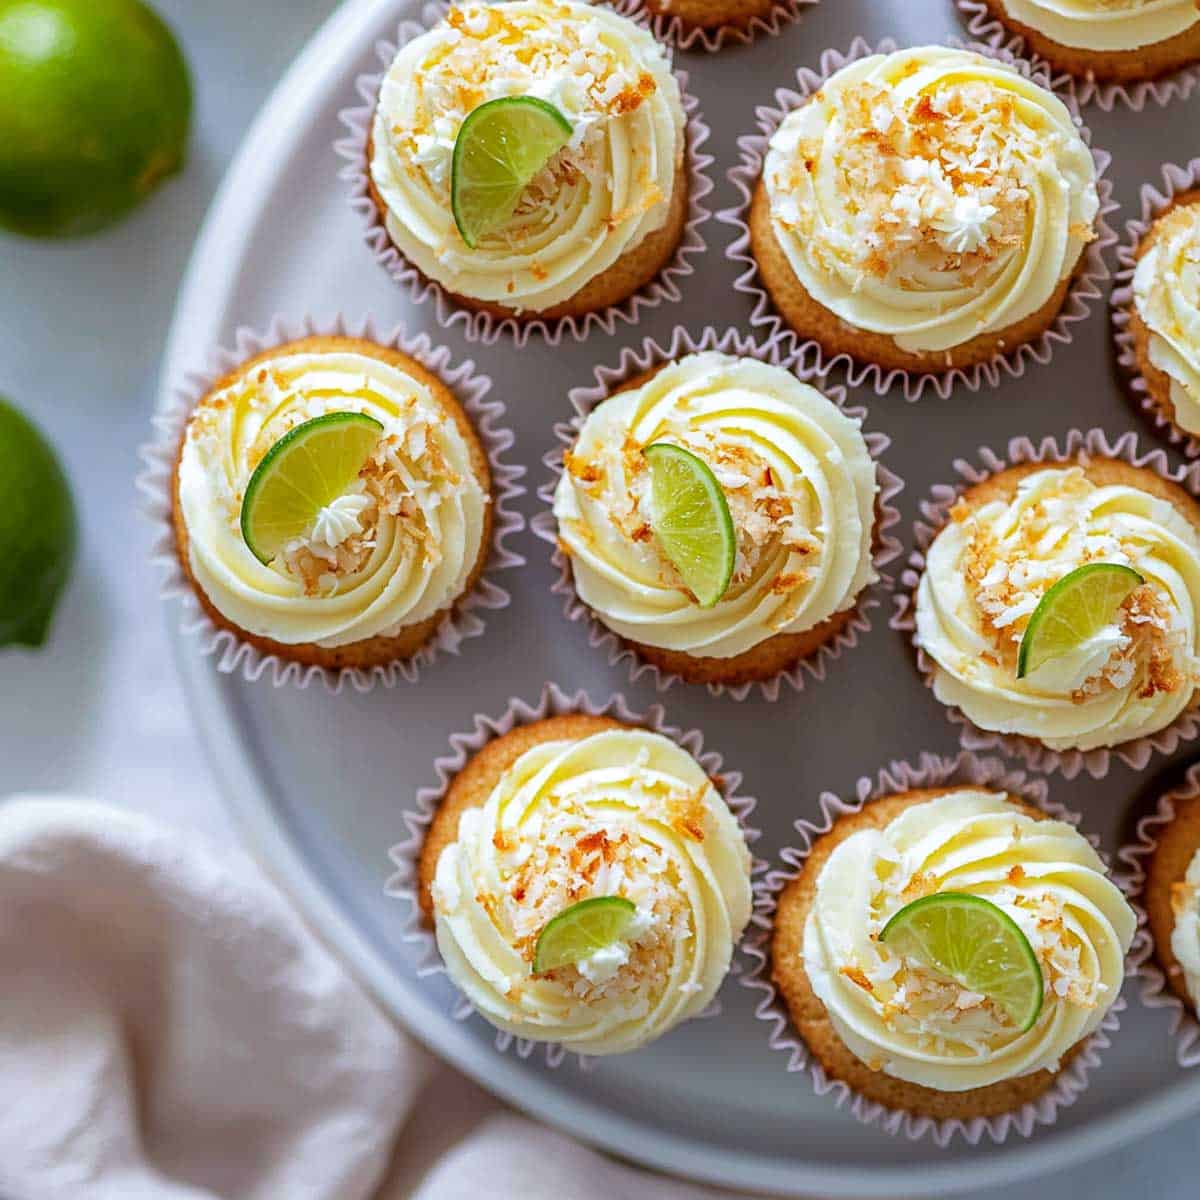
[{"x1": 159, "y1": 0, "x2": 1200, "y2": 1194}]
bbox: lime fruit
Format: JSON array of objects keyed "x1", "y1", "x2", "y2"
[
  {"x1": 239, "y1": 411, "x2": 383, "y2": 566},
  {"x1": 533, "y1": 896, "x2": 636, "y2": 975},
  {"x1": 1017, "y1": 562, "x2": 1144, "y2": 679},
  {"x1": 643, "y1": 442, "x2": 736, "y2": 608},
  {"x1": 0, "y1": 396, "x2": 76, "y2": 647},
  {"x1": 0, "y1": 0, "x2": 192, "y2": 238},
  {"x1": 880, "y1": 892, "x2": 1044, "y2": 1032},
  {"x1": 450, "y1": 95, "x2": 571, "y2": 249}
]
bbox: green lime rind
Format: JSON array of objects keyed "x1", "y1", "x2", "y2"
[
  {"x1": 450, "y1": 95, "x2": 572, "y2": 249},
  {"x1": 643, "y1": 442, "x2": 736, "y2": 609},
  {"x1": 533, "y1": 896, "x2": 637, "y2": 975},
  {"x1": 239, "y1": 411, "x2": 384, "y2": 566},
  {"x1": 1016, "y1": 562, "x2": 1145, "y2": 680},
  {"x1": 880, "y1": 891, "x2": 1044, "y2": 1033}
]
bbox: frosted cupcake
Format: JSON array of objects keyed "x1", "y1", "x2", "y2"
[
  {"x1": 771, "y1": 786, "x2": 1135, "y2": 1119},
  {"x1": 637, "y1": 0, "x2": 801, "y2": 43},
  {"x1": 365, "y1": 0, "x2": 688, "y2": 323},
  {"x1": 551, "y1": 351, "x2": 882, "y2": 687},
  {"x1": 171, "y1": 335, "x2": 492, "y2": 672},
  {"x1": 416, "y1": 714, "x2": 753, "y2": 1055},
  {"x1": 748, "y1": 46, "x2": 1100, "y2": 375},
  {"x1": 913, "y1": 459, "x2": 1200, "y2": 755}
]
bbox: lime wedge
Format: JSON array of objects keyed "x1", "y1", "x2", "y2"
[
  {"x1": 643, "y1": 442, "x2": 736, "y2": 608},
  {"x1": 450, "y1": 95, "x2": 572, "y2": 249},
  {"x1": 880, "y1": 892, "x2": 1044, "y2": 1032},
  {"x1": 533, "y1": 896, "x2": 636, "y2": 975},
  {"x1": 1016, "y1": 562, "x2": 1144, "y2": 679},
  {"x1": 239, "y1": 411, "x2": 383, "y2": 565}
]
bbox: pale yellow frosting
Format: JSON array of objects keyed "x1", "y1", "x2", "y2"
[
  {"x1": 762, "y1": 46, "x2": 1098, "y2": 355},
  {"x1": 177, "y1": 348, "x2": 488, "y2": 649},
  {"x1": 998, "y1": 0, "x2": 1200, "y2": 52},
  {"x1": 1169, "y1": 847, "x2": 1200, "y2": 1012},
  {"x1": 802, "y1": 790, "x2": 1135, "y2": 1091},
  {"x1": 551, "y1": 352, "x2": 878, "y2": 659},
  {"x1": 915, "y1": 466, "x2": 1200, "y2": 752},
  {"x1": 370, "y1": 0, "x2": 684, "y2": 313},
  {"x1": 1133, "y1": 203, "x2": 1200, "y2": 435},
  {"x1": 431, "y1": 728, "x2": 753, "y2": 1054}
]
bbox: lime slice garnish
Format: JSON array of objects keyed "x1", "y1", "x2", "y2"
[
  {"x1": 450, "y1": 95, "x2": 572, "y2": 249},
  {"x1": 239, "y1": 411, "x2": 383, "y2": 566},
  {"x1": 1016, "y1": 562, "x2": 1145, "y2": 680},
  {"x1": 880, "y1": 892, "x2": 1044, "y2": 1032},
  {"x1": 643, "y1": 442, "x2": 736, "y2": 608},
  {"x1": 533, "y1": 896, "x2": 636, "y2": 975}
]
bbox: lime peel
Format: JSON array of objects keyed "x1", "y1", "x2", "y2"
[{"x1": 533, "y1": 896, "x2": 637, "y2": 975}]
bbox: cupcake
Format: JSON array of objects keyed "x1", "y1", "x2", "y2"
[
  {"x1": 771, "y1": 784, "x2": 1134, "y2": 1120},
  {"x1": 415, "y1": 713, "x2": 754, "y2": 1055},
  {"x1": 975, "y1": 0, "x2": 1200, "y2": 87},
  {"x1": 911, "y1": 456, "x2": 1200, "y2": 757},
  {"x1": 364, "y1": 0, "x2": 689, "y2": 324},
  {"x1": 550, "y1": 349, "x2": 884, "y2": 688},
  {"x1": 746, "y1": 45, "x2": 1101, "y2": 377},
  {"x1": 634, "y1": 0, "x2": 806, "y2": 47},
  {"x1": 171, "y1": 334, "x2": 493, "y2": 674}
]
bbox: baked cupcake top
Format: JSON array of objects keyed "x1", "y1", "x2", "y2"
[
  {"x1": 1170, "y1": 847, "x2": 1200, "y2": 1012},
  {"x1": 995, "y1": 0, "x2": 1200, "y2": 53},
  {"x1": 762, "y1": 46, "x2": 1098, "y2": 355},
  {"x1": 430, "y1": 726, "x2": 752, "y2": 1054},
  {"x1": 800, "y1": 789, "x2": 1134, "y2": 1092},
  {"x1": 369, "y1": 0, "x2": 684, "y2": 312},
  {"x1": 915, "y1": 465, "x2": 1200, "y2": 752},
  {"x1": 1133, "y1": 202, "x2": 1200, "y2": 435},
  {"x1": 552, "y1": 352, "x2": 878, "y2": 658},
  {"x1": 176, "y1": 344, "x2": 488, "y2": 648}
]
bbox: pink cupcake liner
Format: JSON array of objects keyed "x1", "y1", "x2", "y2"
[
  {"x1": 334, "y1": 14, "x2": 713, "y2": 348},
  {"x1": 529, "y1": 325, "x2": 905, "y2": 701},
  {"x1": 890, "y1": 427, "x2": 1200, "y2": 779},
  {"x1": 383, "y1": 681, "x2": 763, "y2": 1068},
  {"x1": 608, "y1": 0, "x2": 817, "y2": 54},
  {"x1": 136, "y1": 313, "x2": 525, "y2": 694},
  {"x1": 956, "y1": 0, "x2": 1200, "y2": 111},
  {"x1": 717, "y1": 36, "x2": 1118, "y2": 402},
  {"x1": 741, "y1": 749, "x2": 1128, "y2": 1146},
  {"x1": 1112, "y1": 158, "x2": 1200, "y2": 458},
  {"x1": 1116, "y1": 764, "x2": 1200, "y2": 1069}
]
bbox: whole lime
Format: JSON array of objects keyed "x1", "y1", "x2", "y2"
[
  {"x1": 0, "y1": 396, "x2": 76, "y2": 647},
  {"x1": 0, "y1": 0, "x2": 191, "y2": 237}
]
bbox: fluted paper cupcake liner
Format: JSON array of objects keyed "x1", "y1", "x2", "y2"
[
  {"x1": 718, "y1": 36, "x2": 1117, "y2": 402},
  {"x1": 530, "y1": 325, "x2": 905, "y2": 700},
  {"x1": 383, "y1": 681, "x2": 763, "y2": 1067},
  {"x1": 609, "y1": 0, "x2": 816, "y2": 54},
  {"x1": 136, "y1": 313, "x2": 525, "y2": 694},
  {"x1": 335, "y1": 14, "x2": 713, "y2": 347},
  {"x1": 890, "y1": 428, "x2": 1200, "y2": 778},
  {"x1": 1117, "y1": 765, "x2": 1200, "y2": 1069},
  {"x1": 956, "y1": 0, "x2": 1200, "y2": 111},
  {"x1": 1112, "y1": 158, "x2": 1200, "y2": 458},
  {"x1": 741, "y1": 750, "x2": 1127, "y2": 1146}
]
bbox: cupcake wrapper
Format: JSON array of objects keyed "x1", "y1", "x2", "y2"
[
  {"x1": 1112, "y1": 158, "x2": 1200, "y2": 458},
  {"x1": 383, "y1": 681, "x2": 763, "y2": 1068},
  {"x1": 890, "y1": 427, "x2": 1200, "y2": 778},
  {"x1": 334, "y1": 12, "x2": 713, "y2": 348},
  {"x1": 1116, "y1": 765, "x2": 1200, "y2": 1069},
  {"x1": 741, "y1": 750, "x2": 1127, "y2": 1146},
  {"x1": 136, "y1": 313, "x2": 526, "y2": 694},
  {"x1": 608, "y1": 0, "x2": 817, "y2": 54},
  {"x1": 955, "y1": 0, "x2": 1200, "y2": 111},
  {"x1": 530, "y1": 325, "x2": 905, "y2": 700},
  {"x1": 717, "y1": 36, "x2": 1117, "y2": 402}
]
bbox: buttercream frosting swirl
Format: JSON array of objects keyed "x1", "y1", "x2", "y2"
[
  {"x1": 177, "y1": 347, "x2": 488, "y2": 648},
  {"x1": 915, "y1": 465, "x2": 1200, "y2": 751},
  {"x1": 801, "y1": 790, "x2": 1134, "y2": 1091},
  {"x1": 370, "y1": 0, "x2": 684, "y2": 313},
  {"x1": 1133, "y1": 203, "x2": 1200, "y2": 435},
  {"x1": 431, "y1": 727, "x2": 753, "y2": 1053},
  {"x1": 762, "y1": 46, "x2": 1098, "y2": 354},
  {"x1": 552, "y1": 352, "x2": 878, "y2": 658},
  {"x1": 998, "y1": 0, "x2": 1200, "y2": 52},
  {"x1": 1169, "y1": 846, "x2": 1200, "y2": 1012}
]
